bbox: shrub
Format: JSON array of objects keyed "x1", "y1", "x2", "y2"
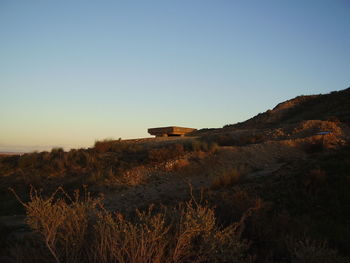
[
  {"x1": 191, "y1": 140, "x2": 219, "y2": 153},
  {"x1": 94, "y1": 139, "x2": 145, "y2": 155},
  {"x1": 239, "y1": 134, "x2": 264, "y2": 145},
  {"x1": 212, "y1": 134, "x2": 238, "y2": 146},
  {"x1": 18, "y1": 153, "x2": 40, "y2": 169},
  {"x1": 94, "y1": 139, "x2": 115, "y2": 153},
  {"x1": 10, "y1": 187, "x2": 103, "y2": 263},
  {"x1": 191, "y1": 140, "x2": 207, "y2": 152},
  {"x1": 173, "y1": 159, "x2": 190, "y2": 170},
  {"x1": 211, "y1": 169, "x2": 244, "y2": 190},
  {"x1": 10, "y1": 187, "x2": 251, "y2": 263},
  {"x1": 92, "y1": 206, "x2": 170, "y2": 263},
  {"x1": 287, "y1": 238, "x2": 349, "y2": 263},
  {"x1": 148, "y1": 144, "x2": 185, "y2": 163},
  {"x1": 51, "y1": 147, "x2": 64, "y2": 156}
]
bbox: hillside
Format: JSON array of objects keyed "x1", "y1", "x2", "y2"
[
  {"x1": 0, "y1": 88, "x2": 350, "y2": 263},
  {"x1": 226, "y1": 87, "x2": 350, "y2": 129}
]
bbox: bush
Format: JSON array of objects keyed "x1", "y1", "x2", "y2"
[
  {"x1": 191, "y1": 140, "x2": 219, "y2": 153},
  {"x1": 51, "y1": 147, "x2": 64, "y2": 157},
  {"x1": 211, "y1": 169, "x2": 244, "y2": 190},
  {"x1": 18, "y1": 153, "x2": 40, "y2": 169},
  {"x1": 10, "y1": 187, "x2": 103, "y2": 263},
  {"x1": 94, "y1": 139, "x2": 116, "y2": 153},
  {"x1": 92, "y1": 206, "x2": 170, "y2": 263},
  {"x1": 287, "y1": 238, "x2": 348, "y2": 263},
  {"x1": 148, "y1": 144, "x2": 185, "y2": 163},
  {"x1": 9, "y1": 187, "x2": 251, "y2": 263},
  {"x1": 211, "y1": 134, "x2": 238, "y2": 146},
  {"x1": 239, "y1": 134, "x2": 264, "y2": 145}
]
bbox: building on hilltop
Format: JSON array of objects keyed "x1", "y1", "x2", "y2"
[{"x1": 148, "y1": 126, "x2": 196, "y2": 137}]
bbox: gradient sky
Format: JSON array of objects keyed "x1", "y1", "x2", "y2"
[{"x1": 1, "y1": 0, "x2": 349, "y2": 152}]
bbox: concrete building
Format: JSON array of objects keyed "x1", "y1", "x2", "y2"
[{"x1": 148, "y1": 126, "x2": 196, "y2": 137}]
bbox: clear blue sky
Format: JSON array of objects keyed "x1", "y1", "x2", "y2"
[{"x1": 1, "y1": 0, "x2": 349, "y2": 152}]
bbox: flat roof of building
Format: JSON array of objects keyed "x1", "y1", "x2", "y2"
[{"x1": 148, "y1": 126, "x2": 197, "y2": 136}]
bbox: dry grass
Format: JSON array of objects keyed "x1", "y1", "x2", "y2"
[
  {"x1": 8, "y1": 187, "x2": 251, "y2": 263},
  {"x1": 10, "y1": 186, "x2": 103, "y2": 263},
  {"x1": 4, "y1": 143, "x2": 350, "y2": 263},
  {"x1": 211, "y1": 169, "x2": 244, "y2": 190},
  {"x1": 92, "y1": 206, "x2": 170, "y2": 263}
]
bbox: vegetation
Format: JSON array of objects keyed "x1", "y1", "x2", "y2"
[
  {"x1": 224, "y1": 87, "x2": 350, "y2": 129},
  {"x1": 0, "y1": 138, "x2": 216, "y2": 208},
  {"x1": 211, "y1": 169, "x2": 244, "y2": 189},
  {"x1": 1, "y1": 89, "x2": 350, "y2": 262},
  {"x1": 5, "y1": 187, "x2": 250, "y2": 263},
  {"x1": 0, "y1": 142, "x2": 349, "y2": 262}
]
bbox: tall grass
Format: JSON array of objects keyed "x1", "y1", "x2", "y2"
[
  {"x1": 211, "y1": 169, "x2": 244, "y2": 190},
  {"x1": 10, "y1": 187, "x2": 103, "y2": 263},
  {"x1": 9, "y1": 187, "x2": 251, "y2": 263}
]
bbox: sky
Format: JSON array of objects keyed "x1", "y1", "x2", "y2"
[{"x1": 1, "y1": 0, "x2": 349, "y2": 152}]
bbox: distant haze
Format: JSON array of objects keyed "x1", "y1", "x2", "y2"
[{"x1": 1, "y1": 0, "x2": 349, "y2": 152}]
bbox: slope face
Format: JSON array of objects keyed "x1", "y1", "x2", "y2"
[{"x1": 226, "y1": 87, "x2": 350, "y2": 129}]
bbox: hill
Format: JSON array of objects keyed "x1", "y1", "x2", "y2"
[
  {"x1": 0, "y1": 88, "x2": 350, "y2": 263},
  {"x1": 226, "y1": 87, "x2": 350, "y2": 129}
]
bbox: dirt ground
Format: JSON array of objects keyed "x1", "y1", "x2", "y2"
[{"x1": 102, "y1": 140, "x2": 307, "y2": 213}]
